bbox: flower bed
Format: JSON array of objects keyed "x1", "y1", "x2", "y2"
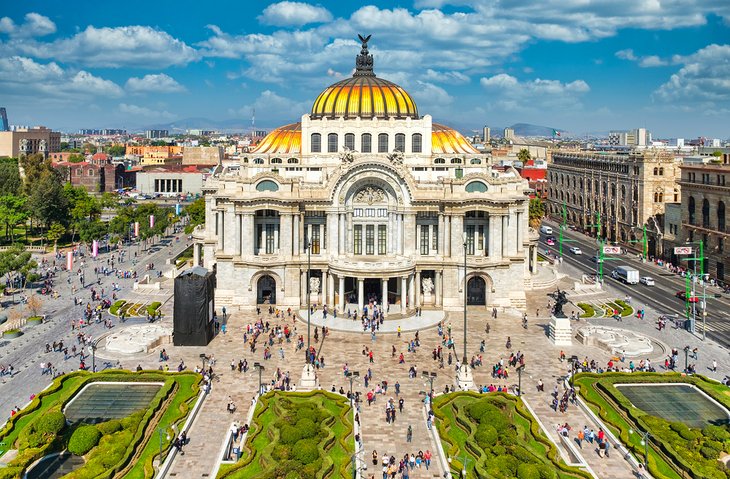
[
  {"x1": 575, "y1": 372, "x2": 730, "y2": 479},
  {"x1": 577, "y1": 303, "x2": 595, "y2": 318},
  {"x1": 2, "y1": 329, "x2": 23, "y2": 339},
  {"x1": 217, "y1": 390, "x2": 354, "y2": 479},
  {"x1": 25, "y1": 316, "x2": 43, "y2": 326},
  {"x1": 433, "y1": 392, "x2": 591, "y2": 479},
  {"x1": 109, "y1": 300, "x2": 126, "y2": 316}
]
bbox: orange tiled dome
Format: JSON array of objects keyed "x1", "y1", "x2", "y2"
[
  {"x1": 252, "y1": 123, "x2": 301, "y2": 154},
  {"x1": 432, "y1": 123, "x2": 479, "y2": 154}
]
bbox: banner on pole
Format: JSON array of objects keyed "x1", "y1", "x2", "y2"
[
  {"x1": 674, "y1": 246, "x2": 692, "y2": 255},
  {"x1": 602, "y1": 246, "x2": 621, "y2": 254},
  {"x1": 149, "y1": 215, "x2": 155, "y2": 228},
  {"x1": 66, "y1": 251, "x2": 73, "y2": 271},
  {"x1": 92, "y1": 240, "x2": 98, "y2": 257},
  {"x1": 134, "y1": 222, "x2": 139, "y2": 237}
]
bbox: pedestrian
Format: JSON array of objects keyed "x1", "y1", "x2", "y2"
[
  {"x1": 576, "y1": 429, "x2": 584, "y2": 449},
  {"x1": 406, "y1": 424, "x2": 412, "y2": 442},
  {"x1": 712, "y1": 360, "x2": 718, "y2": 372}
]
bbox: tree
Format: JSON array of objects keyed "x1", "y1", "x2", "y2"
[
  {"x1": 517, "y1": 148, "x2": 531, "y2": 163},
  {"x1": 0, "y1": 245, "x2": 37, "y2": 292},
  {"x1": 0, "y1": 158, "x2": 22, "y2": 196},
  {"x1": 100, "y1": 192, "x2": 118, "y2": 210},
  {"x1": 63, "y1": 184, "x2": 100, "y2": 242},
  {"x1": 26, "y1": 294, "x2": 43, "y2": 317},
  {"x1": 68, "y1": 153, "x2": 86, "y2": 163},
  {"x1": 78, "y1": 219, "x2": 107, "y2": 244},
  {"x1": 0, "y1": 195, "x2": 28, "y2": 242},
  {"x1": 106, "y1": 145, "x2": 126, "y2": 157},
  {"x1": 529, "y1": 198, "x2": 545, "y2": 228},
  {"x1": 185, "y1": 197, "x2": 205, "y2": 230},
  {"x1": 45, "y1": 222, "x2": 66, "y2": 251},
  {"x1": 27, "y1": 170, "x2": 69, "y2": 232}
]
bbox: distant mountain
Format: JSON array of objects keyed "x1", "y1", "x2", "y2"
[
  {"x1": 508, "y1": 123, "x2": 562, "y2": 137},
  {"x1": 140, "y1": 117, "x2": 261, "y2": 133}
]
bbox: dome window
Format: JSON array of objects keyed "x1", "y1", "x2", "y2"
[
  {"x1": 256, "y1": 180, "x2": 279, "y2": 192},
  {"x1": 465, "y1": 181, "x2": 488, "y2": 193},
  {"x1": 287, "y1": 158, "x2": 299, "y2": 164},
  {"x1": 378, "y1": 133, "x2": 389, "y2": 153},
  {"x1": 395, "y1": 133, "x2": 405, "y2": 152},
  {"x1": 411, "y1": 134, "x2": 422, "y2": 153},
  {"x1": 271, "y1": 158, "x2": 282, "y2": 164},
  {"x1": 328, "y1": 133, "x2": 338, "y2": 153},
  {"x1": 470, "y1": 158, "x2": 482, "y2": 164},
  {"x1": 451, "y1": 158, "x2": 462, "y2": 164},
  {"x1": 434, "y1": 158, "x2": 445, "y2": 164},
  {"x1": 361, "y1": 133, "x2": 372, "y2": 153},
  {"x1": 311, "y1": 133, "x2": 321, "y2": 153},
  {"x1": 253, "y1": 158, "x2": 264, "y2": 165},
  {"x1": 344, "y1": 133, "x2": 355, "y2": 150}
]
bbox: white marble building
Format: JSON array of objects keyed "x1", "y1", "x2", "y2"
[{"x1": 193, "y1": 38, "x2": 538, "y2": 313}]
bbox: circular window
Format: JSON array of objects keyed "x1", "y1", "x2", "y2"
[
  {"x1": 255, "y1": 180, "x2": 279, "y2": 192},
  {"x1": 465, "y1": 181, "x2": 487, "y2": 193}
]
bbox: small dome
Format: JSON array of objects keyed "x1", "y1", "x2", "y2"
[
  {"x1": 310, "y1": 35, "x2": 418, "y2": 120},
  {"x1": 432, "y1": 123, "x2": 479, "y2": 154},
  {"x1": 252, "y1": 123, "x2": 301, "y2": 154}
]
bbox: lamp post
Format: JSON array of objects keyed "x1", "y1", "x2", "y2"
[
  {"x1": 346, "y1": 371, "x2": 359, "y2": 403},
  {"x1": 254, "y1": 362, "x2": 265, "y2": 395},
  {"x1": 305, "y1": 240, "x2": 311, "y2": 364},
  {"x1": 462, "y1": 233, "x2": 468, "y2": 366},
  {"x1": 629, "y1": 428, "x2": 651, "y2": 468},
  {"x1": 516, "y1": 364, "x2": 525, "y2": 397},
  {"x1": 683, "y1": 346, "x2": 689, "y2": 372},
  {"x1": 200, "y1": 353, "x2": 208, "y2": 373},
  {"x1": 422, "y1": 371, "x2": 437, "y2": 402},
  {"x1": 457, "y1": 232, "x2": 473, "y2": 389},
  {"x1": 157, "y1": 426, "x2": 170, "y2": 469},
  {"x1": 91, "y1": 337, "x2": 103, "y2": 373},
  {"x1": 684, "y1": 239, "x2": 705, "y2": 336}
]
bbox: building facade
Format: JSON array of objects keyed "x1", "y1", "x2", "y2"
[
  {"x1": 193, "y1": 38, "x2": 537, "y2": 312},
  {"x1": 678, "y1": 162, "x2": 730, "y2": 281},
  {"x1": 0, "y1": 127, "x2": 61, "y2": 157},
  {"x1": 546, "y1": 150, "x2": 680, "y2": 257},
  {"x1": 136, "y1": 166, "x2": 209, "y2": 196}
]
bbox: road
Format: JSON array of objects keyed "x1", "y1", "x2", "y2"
[{"x1": 540, "y1": 219, "x2": 730, "y2": 348}]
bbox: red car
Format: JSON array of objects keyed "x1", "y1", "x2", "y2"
[{"x1": 676, "y1": 291, "x2": 699, "y2": 303}]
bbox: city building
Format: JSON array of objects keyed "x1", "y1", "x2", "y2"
[
  {"x1": 608, "y1": 128, "x2": 651, "y2": 147},
  {"x1": 503, "y1": 128, "x2": 515, "y2": 141},
  {"x1": 482, "y1": 126, "x2": 490, "y2": 143},
  {"x1": 145, "y1": 129, "x2": 169, "y2": 139},
  {"x1": 136, "y1": 165, "x2": 211, "y2": 197},
  {"x1": 0, "y1": 126, "x2": 61, "y2": 157},
  {"x1": 182, "y1": 146, "x2": 223, "y2": 166},
  {"x1": 186, "y1": 129, "x2": 215, "y2": 136},
  {"x1": 546, "y1": 150, "x2": 680, "y2": 257},
  {"x1": 662, "y1": 202, "x2": 682, "y2": 260},
  {"x1": 678, "y1": 159, "x2": 730, "y2": 281},
  {"x1": 53, "y1": 153, "x2": 117, "y2": 192},
  {"x1": 515, "y1": 159, "x2": 548, "y2": 199},
  {"x1": 0, "y1": 108, "x2": 8, "y2": 132},
  {"x1": 193, "y1": 38, "x2": 537, "y2": 312}
]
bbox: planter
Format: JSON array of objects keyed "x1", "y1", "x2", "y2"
[
  {"x1": 26, "y1": 316, "x2": 44, "y2": 326},
  {"x1": 0, "y1": 314, "x2": 7, "y2": 325},
  {"x1": 3, "y1": 329, "x2": 23, "y2": 339}
]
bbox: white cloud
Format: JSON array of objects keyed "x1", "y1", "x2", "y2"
[
  {"x1": 480, "y1": 73, "x2": 589, "y2": 111},
  {"x1": 228, "y1": 90, "x2": 312, "y2": 124},
  {"x1": 0, "y1": 12, "x2": 56, "y2": 38},
  {"x1": 6, "y1": 25, "x2": 198, "y2": 68},
  {"x1": 118, "y1": 103, "x2": 175, "y2": 120},
  {"x1": 125, "y1": 73, "x2": 186, "y2": 93},
  {"x1": 0, "y1": 56, "x2": 123, "y2": 99},
  {"x1": 654, "y1": 44, "x2": 730, "y2": 104},
  {"x1": 615, "y1": 49, "x2": 637, "y2": 61},
  {"x1": 259, "y1": 2, "x2": 333, "y2": 26},
  {"x1": 422, "y1": 69, "x2": 470, "y2": 84},
  {"x1": 615, "y1": 49, "x2": 669, "y2": 67}
]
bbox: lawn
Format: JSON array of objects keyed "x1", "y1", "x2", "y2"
[
  {"x1": 432, "y1": 392, "x2": 591, "y2": 479},
  {"x1": 217, "y1": 390, "x2": 355, "y2": 479},
  {"x1": 575, "y1": 372, "x2": 730, "y2": 479},
  {"x1": 0, "y1": 370, "x2": 200, "y2": 479}
]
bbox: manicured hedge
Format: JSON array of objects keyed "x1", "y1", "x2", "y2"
[
  {"x1": 68, "y1": 425, "x2": 102, "y2": 456},
  {"x1": 577, "y1": 303, "x2": 595, "y2": 318},
  {"x1": 146, "y1": 302, "x2": 162, "y2": 316},
  {"x1": 109, "y1": 300, "x2": 126, "y2": 316}
]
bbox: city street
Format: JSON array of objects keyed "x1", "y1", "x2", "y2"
[{"x1": 541, "y1": 219, "x2": 730, "y2": 347}]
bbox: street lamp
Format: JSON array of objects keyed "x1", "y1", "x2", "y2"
[
  {"x1": 199, "y1": 353, "x2": 208, "y2": 373},
  {"x1": 345, "y1": 371, "x2": 359, "y2": 403},
  {"x1": 91, "y1": 337, "x2": 104, "y2": 373},
  {"x1": 158, "y1": 426, "x2": 171, "y2": 469},
  {"x1": 457, "y1": 232, "x2": 473, "y2": 390},
  {"x1": 254, "y1": 362, "x2": 265, "y2": 395},
  {"x1": 422, "y1": 371, "x2": 437, "y2": 403},
  {"x1": 629, "y1": 428, "x2": 651, "y2": 468},
  {"x1": 305, "y1": 240, "x2": 312, "y2": 364},
  {"x1": 516, "y1": 364, "x2": 525, "y2": 397},
  {"x1": 683, "y1": 346, "x2": 690, "y2": 372},
  {"x1": 684, "y1": 239, "x2": 706, "y2": 337}
]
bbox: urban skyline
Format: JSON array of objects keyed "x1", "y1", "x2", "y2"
[{"x1": 0, "y1": 0, "x2": 728, "y2": 137}]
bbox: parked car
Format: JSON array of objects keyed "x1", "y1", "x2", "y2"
[
  {"x1": 540, "y1": 225, "x2": 553, "y2": 235},
  {"x1": 676, "y1": 291, "x2": 699, "y2": 303},
  {"x1": 546, "y1": 237, "x2": 555, "y2": 246},
  {"x1": 639, "y1": 276, "x2": 655, "y2": 286},
  {"x1": 569, "y1": 246, "x2": 582, "y2": 255}
]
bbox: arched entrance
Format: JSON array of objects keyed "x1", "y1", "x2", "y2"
[
  {"x1": 467, "y1": 277, "x2": 486, "y2": 305},
  {"x1": 257, "y1": 275, "x2": 276, "y2": 304}
]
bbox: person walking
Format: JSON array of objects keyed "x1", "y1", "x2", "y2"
[
  {"x1": 576, "y1": 429, "x2": 584, "y2": 449},
  {"x1": 406, "y1": 424, "x2": 412, "y2": 443}
]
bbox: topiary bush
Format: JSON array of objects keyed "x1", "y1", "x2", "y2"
[
  {"x1": 34, "y1": 411, "x2": 66, "y2": 435},
  {"x1": 517, "y1": 463, "x2": 542, "y2": 479},
  {"x1": 68, "y1": 425, "x2": 102, "y2": 456},
  {"x1": 295, "y1": 418, "x2": 319, "y2": 439},
  {"x1": 109, "y1": 300, "x2": 126, "y2": 315},
  {"x1": 292, "y1": 438, "x2": 319, "y2": 464},
  {"x1": 96, "y1": 419, "x2": 122, "y2": 435}
]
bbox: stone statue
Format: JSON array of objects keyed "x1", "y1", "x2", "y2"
[
  {"x1": 354, "y1": 186, "x2": 385, "y2": 205},
  {"x1": 19, "y1": 138, "x2": 29, "y2": 152},
  {"x1": 339, "y1": 147, "x2": 355, "y2": 164},
  {"x1": 309, "y1": 277, "x2": 320, "y2": 295},
  {"x1": 387, "y1": 150, "x2": 404, "y2": 165},
  {"x1": 422, "y1": 277, "x2": 434, "y2": 295},
  {"x1": 38, "y1": 139, "x2": 47, "y2": 152},
  {"x1": 354, "y1": 34, "x2": 374, "y2": 76},
  {"x1": 550, "y1": 288, "x2": 569, "y2": 318}
]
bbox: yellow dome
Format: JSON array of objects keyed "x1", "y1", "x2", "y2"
[
  {"x1": 310, "y1": 35, "x2": 418, "y2": 120},
  {"x1": 432, "y1": 123, "x2": 479, "y2": 155},
  {"x1": 252, "y1": 122, "x2": 301, "y2": 154}
]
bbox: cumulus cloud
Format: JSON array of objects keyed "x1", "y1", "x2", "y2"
[
  {"x1": 228, "y1": 90, "x2": 312, "y2": 124},
  {"x1": 615, "y1": 49, "x2": 669, "y2": 67},
  {"x1": 6, "y1": 25, "x2": 198, "y2": 68},
  {"x1": 654, "y1": 44, "x2": 730, "y2": 103},
  {"x1": 422, "y1": 69, "x2": 470, "y2": 84},
  {"x1": 125, "y1": 73, "x2": 186, "y2": 93},
  {"x1": 480, "y1": 73, "x2": 589, "y2": 111},
  {"x1": 0, "y1": 56, "x2": 123, "y2": 99},
  {"x1": 258, "y1": 2, "x2": 333, "y2": 26},
  {"x1": 0, "y1": 12, "x2": 56, "y2": 38},
  {"x1": 118, "y1": 103, "x2": 175, "y2": 120}
]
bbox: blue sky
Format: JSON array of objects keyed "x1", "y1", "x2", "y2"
[{"x1": 0, "y1": 0, "x2": 728, "y2": 137}]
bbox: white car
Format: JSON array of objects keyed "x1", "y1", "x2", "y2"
[
  {"x1": 640, "y1": 276, "x2": 655, "y2": 286},
  {"x1": 569, "y1": 246, "x2": 582, "y2": 255}
]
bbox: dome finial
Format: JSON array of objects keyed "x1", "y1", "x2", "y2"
[{"x1": 355, "y1": 34, "x2": 375, "y2": 77}]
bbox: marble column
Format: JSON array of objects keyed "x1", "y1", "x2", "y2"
[
  {"x1": 357, "y1": 278, "x2": 364, "y2": 311},
  {"x1": 435, "y1": 270, "x2": 442, "y2": 306},
  {"x1": 451, "y1": 215, "x2": 464, "y2": 259},
  {"x1": 382, "y1": 278, "x2": 389, "y2": 310},
  {"x1": 338, "y1": 213, "x2": 345, "y2": 255},
  {"x1": 280, "y1": 213, "x2": 292, "y2": 256},
  {"x1": 508, "y1": 212, "x2": 518, "y2": 257},
  {"x1": 293, "y1": 214, "x2": 300, "y2": 256},
  {"x1": 415, "y1": 271, "x2": 421, "y2": 307},
  {"x1": 193, "y1": 243, "x2": 200, "y2": 266},
  {"x1": 489, "y1": 215, "x2": 502, "y2": 260},
  {"x1": 502, "y1": 215, "x2": 509, "y2": 258},
  {"x1": 346, "y1": 212, "x2": 353, "y2": 254},
  {"x1": 216, "y1": 211, "x2": 223, "y2": 250},
  {"x1": 438, "y1": 214, "x2": 445, "y2": 255},
  {"x1": 338, "y1": 275, "x2": 345, "y2": 312},
  {"x1": 515, "y1": 211, "x2": 523, "y2": 252},
  {"x1": 235, "y1": 212, "x2": 242, "y2": 256},
  {"x1": 387, "y1": 212, "x2": 395, "y2": 254},
  {"x1": 444, "y1": 216, "x2": 451, "y2": 257},
  {"x1": 400, "y1": 276, "x2": 407, "y2": 312},
  {"x1": 327, "y1": 272, "x2": 335, "y2": 307},
  {"x1": 396, "y1": 214, "x2": 403, "y2": 255},
  {"x1": 322, "y1": 271, "x2": 328, "y2": 306},
  {"x1": 409, "y1": 273, "x2": 415, "y2": 308},
  {"x1": 532, "y1": 245, "x2": 538, "y2": 274},
  {"x1": 327, "y1": 213, "x2": 337, "y2": 255},
  {"x1": 404, "y1": 214, "x2": 416, "y2": 255},
  {"x1": 242, "y1": 213, "x2": 254, "y2": 256}
]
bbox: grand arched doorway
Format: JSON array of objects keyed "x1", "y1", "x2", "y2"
[
  {"x1": 257, "y1": 275, "x2": 276, "y2": 304},
  {"x1": 467, "y1": 277, "x2": 486, "y2": 305}
]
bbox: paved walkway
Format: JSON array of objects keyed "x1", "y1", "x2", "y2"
[{"x1": 297, "y1": 308, "x2": 444, "y2": 333}]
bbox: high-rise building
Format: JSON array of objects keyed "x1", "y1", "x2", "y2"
[
  {"x1": 145, "y1": 129, "x2": 169, "y2": 139},
  {"x1": 608, "y1": 128, "x2": 652, "y2": 147},
  {"x1": 503, "y1": 128, "x2": 515, "y2": 141},
  {"x1": 483, "y1": 126, "x2": 490, "y2": 142},
  {"x1": 0, "y1": 108, "x2": 8, "y2": 132}
]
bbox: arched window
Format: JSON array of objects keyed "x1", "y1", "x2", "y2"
[
  {"x1": 378, "y1": 133, "x2": 389, "y2": 153},
  {"x1": 688, "y1": 196, "x2": 696, "y2": 224},
  {"x1": 465, "y1": 181, "x2": 487, "y2": 193},
  {"x1": 255, "y1": 180, "x2": 279, "y2": 192},
  {"x1": 253, "y1": 158, "x2": 264, "y2": 164},
  {"x1": 327, "y1": 133, "x2": 338, "y2": 153},
  {"x1": 658, "y1": 192, "x2": 663, "y2": 202},
  {"x1": 659, "y1": 167, "x2": 664, "y2": 175},
  {"x1": 434, "y1": 158, "x2": 445, "y2": 164},
  {"x1": 411, "y1": 133, "x2": 422, "y2": 153},
  {"x1": 611, "y1": 184, "x2": 616, "y2": 197},
  {"x1": 719, "y1": 201, "x2": 726, "y2": 231},
  {"x1": 674, "y1": 188, "x2": 679, "y2": 202},
  {"x1": 344, "y1": 133, "x2": 355, "y2": 150},
  {"x1": 287, "y1": 158, "x2": 298, "y2": 164},
  {"x1": 621, "y1": 185, "x2": 626, "y2": 199},
  {"x1": 271, "y1": 158, "x2": 282, "y2": 164},
  {"x1": 702, "y1": 198, "x2": 710, "y2": 228},
  {"x1": 621, "y1": 206, "x2": 626, "y2": 221},
  {"x1": 653, "y1": 167, "x2": 658, "y2": 175},
  {"x1": 450, "y1": 158, "x2": 462, "y2": 164},
  {"x1": 394, "y1": 133, "x2": 405, "y2": 152},
  {"x1": 654, "y1": 193, "x2": 659, "y2": 202},
  {"x1": 311, "y1": 133, "x2": 321, "y2": 153},
  {"x1": 470, "y1": 158, "x2": 481, "y2": 164},
  {"x1": 361, "y1": 133, "x2": 372, "y2": 153}
]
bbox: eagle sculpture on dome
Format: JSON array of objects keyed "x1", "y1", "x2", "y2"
[
  {"x1": 355, "y1": 34, "x2": 374, "y2": 76},
  {"x1": 358, "y1": 34, "x2": 371, "y2": 47}
]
